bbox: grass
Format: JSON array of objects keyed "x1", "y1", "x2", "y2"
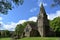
[
  {"x1": 19, "y1": 37, "x2": 60, "y2": 40},
  {"x1": 0, "y1": 37, "x2": 60, "y2": 40},
  {"x1": 0, "y1": 38, "x2": 11, "y2": 40}
]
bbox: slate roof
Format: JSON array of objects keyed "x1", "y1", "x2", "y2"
[{"x1": 27, "y1": 23, "x2": 38, "y2": 30}]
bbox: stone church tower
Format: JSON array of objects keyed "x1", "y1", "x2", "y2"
[{"x1": 37, "y1": 4, "x2": 50, "y2": 37}]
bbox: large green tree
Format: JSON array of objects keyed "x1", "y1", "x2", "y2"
[
  {"x1": 22, "y1": 21, "x2": 37, "y2": 27},
  {"x1": 52, "y1": 0, "x2": 60, "y2": 7},
  {"x1": 0, "y1": 0, "x2": 24, "y2": 14},
  {"x1": 50, "y1": 17, "x2": 60, "y2": 32},
  {"x1": 0, "y1": 30, "x2": 10, "y2": 37},
  {"x1": 15, "y1": 24, "x2": 24, "y2": 38},
  {"x1": 1, "y1": 0, "x2": 60, "y2": 14},
  {"x1": 4, "y1": 30, "x2": 10, "y2": 37},
  {"x1": 0, "y1": 31, "x2": 1, "y2": 37}
]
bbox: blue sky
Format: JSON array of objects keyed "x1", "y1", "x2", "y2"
[{"x1": 0, "y1": 0, "x2": 60, "y2": 31}]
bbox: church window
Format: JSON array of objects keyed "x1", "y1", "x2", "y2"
[{"x1": 26, "y1": 27, "x2": 29, "y2": 32}]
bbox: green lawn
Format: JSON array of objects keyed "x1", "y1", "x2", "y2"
[
  {"x1": 0, "y1": 37, "x2": 60, "y2": 40},
  {"x1": 0, "y1": 38, "x2": 11, "y2": 40},
  {"x1": 19, "y1": 37, "x2": 60, "y2": 40}
]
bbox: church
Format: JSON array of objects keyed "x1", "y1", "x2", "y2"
[{"x1": 22, "y1": 4, "x2": 55, "y2": 37}]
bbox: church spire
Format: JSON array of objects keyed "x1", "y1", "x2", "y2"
[
  {"x1": 40, "y1": 4, "x2": 46, "y2": 14},
  {"x1": 37, "y1": 3, "x2": 50, "y2": 37},
  {"x1": 38, "y1": 4, "x2": 47, "y2": 19}
]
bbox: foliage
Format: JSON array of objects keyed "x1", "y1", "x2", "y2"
[
  {"x1": 4, "y1": 30, "x2": 10, "y2": 37},
  {"x1": 22, "y1": 21, "x2": 37, "y2": 27},
  {"x1": 15, "y1": 21, "x2": 37, "y2": 37},
  {"x1": 52, "y1": 0, "x2": 60, "y2": 7},
  {"x1": 0, "y1": 30, "x2": 10, "y2": 37},
  {"x1": 0, "y1": 32, "x2": 1, "y2": 37},
  {"x1": 15, "y1": 24, "x2": 24, "y2": 36},
  {"x1": 50, "y1": 17, "x2": 60, "y2": 32},
  {"x1": 0, "y1": 0, "x2": 24, "y2": 14}
]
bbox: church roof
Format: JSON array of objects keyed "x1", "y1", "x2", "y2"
[{"x1": 27, "y1": 23, "x2": 38, "y2": 30}]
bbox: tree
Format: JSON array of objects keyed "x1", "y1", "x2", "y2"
[
  {"x1": 22, "y1": 21, "x2": 37, "y2": 27},
  {"x1": 15, "y1": 21, "x2": 37, "y2": 38},
  {"x1": 4, "y1": 30, "x2": 10, "y2": 37},
  {"x1": 52, "y1": 0, "x2": 60, "y2": 7},
  {"x1": 0, "y1": 0, "x2": 24, "y2": 14},
  {"x1": 15, "y1": 24, "x2": 24, "y2": 38},
  {"x1": 0, "y1": 32, "x2": 1, "y2": 37},
  {"x1": 0, "y1": 30, "x2": 10, "y2": 37},
  {"x1": 50, "y1": 17, "x2": 60, "y2": 32},
  {"x1": 1, "y1": 30, "x2": 5, "y2": 37}
]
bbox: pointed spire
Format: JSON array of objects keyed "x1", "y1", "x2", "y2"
[
  {"x1": 40, "y1": 3, "x2": 43, "y2": 7},
  {"x1": 37, "y1": 3, "x2": 50, "y2": 37},
  {"x1": 40, "y1": 4, "x2": 46, "y2": 14},
  {"x1": 38, "y1": 3, "x2": 47, "y2": 19}
]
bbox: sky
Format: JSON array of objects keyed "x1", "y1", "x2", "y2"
[{"x1": 0, "y1": 0, "x2": 60, "y2": 31}]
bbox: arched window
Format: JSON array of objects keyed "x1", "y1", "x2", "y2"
[{"x1": 26, "y1": 27, "x2": 29, "y2": 32}]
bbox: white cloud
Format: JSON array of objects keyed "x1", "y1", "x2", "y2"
[
  {"x1": 0, "y1": 10, "x2": 60, "y2": 31},
  {"x1": 0, "y1": 22, "x2": 3, "y2": 24},
  {"x1": 47, "y1": 10, "x2": 60, "y2": 20},
  {"x1": 37, "y1": 0, "x2": 47, "y2": 7},
  {"x1": 30, "y1": 8, "x2": 37, "y2": 12},
  {"x1": 0, "y1": 22, "x2": 17, "y2": 31},
  {"x1": 3, "y1": 22, "x2": 17, "y2": 31},
  {"x1": 0, "y1": 16, "x2": 37, "y2": 31},
  {"x1": 0, "y1": 17, "x2": 2, "y2": 21},
  {"x1": 17, "y1": 20, "x2": 27, "y2": 24},
  {"x1": 17, "y1": 17, "x2": 37, "y2": 25},
  {"x1": 28, "y1": 17, "x2": 37, "y2": 22},
  {"x1": 38, "y1": 2, "x2": 47, "y2": 7}
]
